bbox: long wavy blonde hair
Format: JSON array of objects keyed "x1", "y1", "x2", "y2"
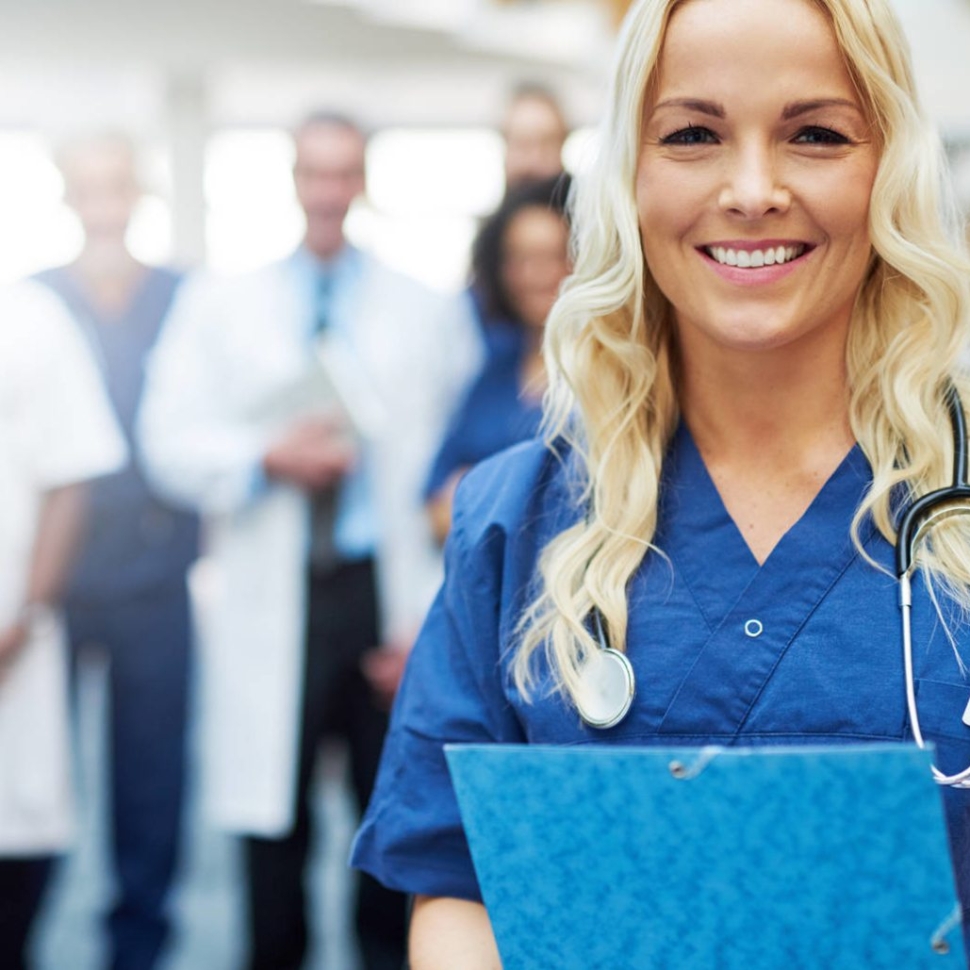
[{"x1": 514, "y1": 0, "x2": 970, "y2": 703}]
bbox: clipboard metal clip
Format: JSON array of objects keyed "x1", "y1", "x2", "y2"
[
  {"x1": 930, "y1": 903, "x2": 963, "y2": 955},
  {"x1": 668, "y1": 746, "x2": 722, "y2": 780}
]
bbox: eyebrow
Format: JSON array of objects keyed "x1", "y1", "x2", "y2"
[
  {"x1": 649, "y1": 97, "x2": 862, "y2": 120},
  {"x1": 651, "y1": 98, "x2": 724, "y2": 118},
  {"x1": 780, "y1": 98, "x2": 862, "y2": 119}
]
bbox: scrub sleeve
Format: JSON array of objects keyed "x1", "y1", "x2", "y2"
[{"x1": 352, "y1": 452, "x2": 540, "y2": 899}]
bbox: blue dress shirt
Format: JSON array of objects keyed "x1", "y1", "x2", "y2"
[{"x1": 289, "y1": 245, "x2": 377, "y2": 561}]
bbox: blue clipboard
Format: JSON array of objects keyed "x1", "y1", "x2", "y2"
[{"x1": 445, "y1": 743, "x2": 966, "y2": 969}]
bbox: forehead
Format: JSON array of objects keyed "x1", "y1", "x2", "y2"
[
  {"x1": 506, "y1": 205, "x2": 567, "y2": 241},
  {"x1": 62, "y1": 143, "x2": 136, "y2": 187},
  {"x1": 652, "y1": 0, "x2": 852, "y2": 104},
  {"x1": 294, "y1": 123, "x2": 365, "y2": 166},
  {"x1": 505, "y1": 97, "x2": 565, "y2": 137}
]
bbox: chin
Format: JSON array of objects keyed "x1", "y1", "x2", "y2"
[{"x1": 684, "y1": 303, "x2": 836, "y2": 354}]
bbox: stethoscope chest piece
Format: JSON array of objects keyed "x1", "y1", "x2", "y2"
[{"x1": 575, "y1": 647, "x2": 636, "y2": 729}]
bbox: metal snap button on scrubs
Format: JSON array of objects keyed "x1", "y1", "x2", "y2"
[{"x1": 744, "y1": 619, "x2": 764, "y2": 638}]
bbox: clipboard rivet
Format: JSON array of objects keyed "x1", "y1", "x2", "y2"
[{"x1": 668, "y1": 748, "x2": 720, "y2": 779}]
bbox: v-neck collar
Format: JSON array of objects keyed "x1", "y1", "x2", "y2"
[
  {"x1": 58, "y1": 264, "x2": 157, "y2": 329},
  {"x1": 653, "y1": 423, "x2": 877, "y2": 736},
  {"x1": 656, "y1": 422, "x2": 872, "y2": 633}
]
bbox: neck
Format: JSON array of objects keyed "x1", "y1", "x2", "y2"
[
  {"x1": 519, "y1": 335, "x2": 547, "y2": 400},
  {"x1": 679, "y1": 341, "x2": 854, "y2": 467},
  {"x1": 304, "y1": 233, "x2": 345, "y2": 264},
  {"x1": 677, "y1": 340, "x2": 856, "y2": 566},
  {"x1": 71, "y1": 244, "x2": 144, "y2": 315}
]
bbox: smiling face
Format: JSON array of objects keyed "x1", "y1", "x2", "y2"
[
  {"x1": 503, "y1": 94, "x2": 568, "y2": 190},
  {"x1": 502, "y1": 205, "x2": 572, "y2": 331},
  {"x1": 61, "y1": 138, "x2": 141, "y2": 245},
  {"x1": 635, "y1": 0, "x2": 879, "y2": 365},
  {"x1": 293, "y1": 121, "x2": 366, "y2": 260}
]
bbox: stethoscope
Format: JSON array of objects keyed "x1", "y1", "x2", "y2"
[
  {"x1": 897, "y1": 384, "x2": 970, "y2": 788},
  {"x1": 575, "y1": 385, "x2": 970, "y2": 788}
]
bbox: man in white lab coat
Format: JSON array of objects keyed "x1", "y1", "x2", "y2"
[{"x1": 139, "y1": 112, "x2": 480, "y2": 970}]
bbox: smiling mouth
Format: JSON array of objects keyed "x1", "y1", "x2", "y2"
[{"x1": 702, "y1": 244, "x2": 810, "y2": 268}]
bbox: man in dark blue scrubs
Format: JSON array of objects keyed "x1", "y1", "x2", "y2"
[{"x1": 36, "y1": 133, "x2": 197, "y2": 970}]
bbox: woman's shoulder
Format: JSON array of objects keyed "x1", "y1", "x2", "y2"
[{"x1": 451, "y1": 437, "x2": 581, "y2": 553}]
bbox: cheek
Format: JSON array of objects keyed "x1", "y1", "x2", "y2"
[
  {"x1": 636, "y1": 204, "x2": 692, "y2": 309},
  {"x1": 805, "y1": 171, "x2": 876, "y2": 295},
  {"x1": 503, "y1": 273, "x2": 526, "y2": 308},
  {"x1": 635, "y1": 162, "x2": 701, "y2": 271},
  {"x1": 806, "y1": 160, "x2": 876, "y2": 245}
]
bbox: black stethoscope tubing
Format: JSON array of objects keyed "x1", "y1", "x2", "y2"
[{"x1": 895, "y1": 383, "x2": 970, "y2": 577}]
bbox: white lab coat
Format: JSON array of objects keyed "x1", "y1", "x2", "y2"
[
  {"x1": 139, "y1": 252, "x2": 481, "y2": 836},
  {"x1": 0, "y1": 280, "x2": 126, "y2": 854}
]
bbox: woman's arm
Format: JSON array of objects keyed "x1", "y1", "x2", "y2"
[
  {"x1": 409, "y1": 895, "x2": 502, "y2": 970},
  {"x1": 426, "y1": 468, "x2": 468, "y2": 546},
  {"x1": 25, "y1": 482, "x2": 88, "y2": 605},
  {"x1": 0, "y1": 482, "x2": 87, "y2": 673}
]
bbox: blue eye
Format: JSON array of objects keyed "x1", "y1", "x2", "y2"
[
  {"x1": 660, "y1": 126, "x2": 718, "y2": 146},
  {"x1": 794, "y1": 126, "x2": 850, "y2": 145}
]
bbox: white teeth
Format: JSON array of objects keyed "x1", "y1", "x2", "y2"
[{"x1": 706, "y1": 244, "x2": 806, "y2": 268}]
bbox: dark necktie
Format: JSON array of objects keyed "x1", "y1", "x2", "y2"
[{"x1": 309, "y1": 270, "x2": 340, "y2": 571}]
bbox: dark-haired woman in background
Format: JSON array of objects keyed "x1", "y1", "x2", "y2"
[{"x1": 426, "y1": 175, "x2": 572, "y2": 543}]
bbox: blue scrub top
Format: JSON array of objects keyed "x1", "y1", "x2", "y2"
[
  {"x1": 424, "y1": 339, "x2": 543, "y2": 500},
  {"x1": 352, "y1": 424, "x2": 970, "y2": 924},
  {"x1": 35, "y1": 265, "x2": 199, "y2": 601}
]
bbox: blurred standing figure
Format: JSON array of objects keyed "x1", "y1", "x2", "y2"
[
  {"x1": 426, "y1": 174, "x2": 572, "y2": 543},
  {"x1": 466, "y1": 84, "x2": 570, "y2": 365},
  {"x1": 139, "y1": 112, "x2": 480, "y2": 970},
  {"x1": 35, "y1": 132, "x2": 199, "y2": 970},
  {"x1": 501, "y1": 81, "x2": 569, "y2": 192},
  {"x1": 0, "y1": 280, "x2": 125, "y2": 970}
]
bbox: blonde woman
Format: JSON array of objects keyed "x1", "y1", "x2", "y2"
[{"x1": 353, "y1": 0, "x2": 970, "y2": 965}]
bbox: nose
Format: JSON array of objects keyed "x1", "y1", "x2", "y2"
[{"x1": 718, "y1": 143, "x2": 791, "y2": 218}]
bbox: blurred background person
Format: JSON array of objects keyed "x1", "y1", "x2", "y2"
[
  {"x1": 501, "y1": 81, "x2": 570, "y2": 194},
  {"x1": 460, "y1": 83, "x2": 571, "y2": 384},
  {"x1": 33, "y1": 132, "x2": 199, "y2": 970},
  {"x1": 426, "y1": 174, "x2": 572, "y2": 544},
  {"x1": 138, "y1": 111, "x2": 480, "y2": 970},
  {"x1": 0, "y1": 280, "x2": 125, "y2": 970}
]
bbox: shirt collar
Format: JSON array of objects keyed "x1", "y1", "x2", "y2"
[{"x1": 289, "y1": 242, "x2": 363, "y2": 287}]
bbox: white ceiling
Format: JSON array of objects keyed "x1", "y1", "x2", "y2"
[
  {"x1": 0, "y1": 0, "x2": 613, "y2": 135},
  {"x1": 0, "y1": 0, "x2": 967, "y2": 137}
]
